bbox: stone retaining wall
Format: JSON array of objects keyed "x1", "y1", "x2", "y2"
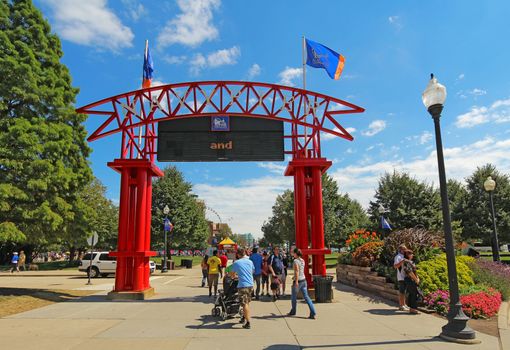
[{"x1": 336, "y1": 264, "x2": 399, "y2": 303}]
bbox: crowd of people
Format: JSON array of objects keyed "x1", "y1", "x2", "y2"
[{"x1": 200, "y1": 246, "x2": 317, "y2": 329}]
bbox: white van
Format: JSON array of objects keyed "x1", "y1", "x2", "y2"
[{"x1": 79, "y1": 252, "x2": 156, "y2": 278}]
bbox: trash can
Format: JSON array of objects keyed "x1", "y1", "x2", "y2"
[
  {"x1": 184, "y1": 259, "x2": 193, "y2": 269},
  {"x1": 180, "y1": 259, "x2": 186, "y2": 267},
  {"x1": 313, "y1": 275, "x2": 333, "y2": 303},
  {"x1": 166, "y1": 260, "x2": 175, "y2": 270}
]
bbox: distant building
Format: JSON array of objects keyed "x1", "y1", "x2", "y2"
[
  {"x1": 238, "y1": 233, "x2": 255, "y2": 247},
  {"x1": 207, "y1": 222, "x2": 231, "y2": 246}
]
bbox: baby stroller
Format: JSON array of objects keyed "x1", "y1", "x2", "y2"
[{"x1": 211, "y1": 276, "x2": 244, "y2": 321}]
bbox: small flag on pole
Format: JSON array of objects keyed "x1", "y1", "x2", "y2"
[
  {"x1": 305, "y1": 38, "x2": 345, "y2": 80},
  {"x1": 381, "y1": 216, "x2": 392, "y2": 230},
  {"x1": 142, "y1": 40, "x2": 153, "y2": 88},
  {"x1": 164, "y1": 218, "x2": 173, "y2": 232}
]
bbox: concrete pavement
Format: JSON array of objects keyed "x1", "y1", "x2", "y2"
[{"x1": 0, "y1": 267, "x2": 501, "y2": 350}]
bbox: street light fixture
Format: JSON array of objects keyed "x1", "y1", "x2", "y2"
[
  {"x1": 484, "y1": 176, "x2": 500, "y2": 262},
  {"x1": 162, "y1": 205, "x2": 170, "y2": 273},
  {"x1": 422, "y1": 74, "x2": 477, "y2": 342}
]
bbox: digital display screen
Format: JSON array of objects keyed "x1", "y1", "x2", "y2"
[{"x1": 157, "y1": 116, "x2": 284, "y2": 162}]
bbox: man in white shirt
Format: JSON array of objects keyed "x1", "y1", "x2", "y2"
[{"x1": 393, "y1": 244, "x2": 409, "y2": 311}]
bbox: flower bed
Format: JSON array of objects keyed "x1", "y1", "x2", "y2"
[{"x1": 424, "y1": 287, "x2": 502, "y2": 319}]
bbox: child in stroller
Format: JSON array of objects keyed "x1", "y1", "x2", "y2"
[{"x1": 211, "y1": 275, "x2": 244, "y2": 321}]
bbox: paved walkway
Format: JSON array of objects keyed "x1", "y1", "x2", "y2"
[{"x1": 0, "y1": 267, "x2": 500, "y2": 350}]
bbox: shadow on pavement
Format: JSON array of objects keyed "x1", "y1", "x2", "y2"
[
  {"x1": 363, "y1": 308, "x2": 401, "y2": 316},
  {"x1": 263, "y1": 337, "x2": 442, "y2": 349},
  {"x1": 68, "y1": 294, "x2": 214, "y2": 304},
  {"x1": 251, "y1": 312, "x2": 285, "y2": 321},
  {"x1": 333, "y1": 282, "x2": 397, "y2": 306},
  {"x1": 186, "y1": 314, "x2": 238, "y2": 330}
]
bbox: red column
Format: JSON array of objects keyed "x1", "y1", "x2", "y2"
[
  {"x1": 293, "y1": 166, "x2": 311, "y2": 284},
  {"x1": 311, "y1": 167, "x2": 326, "y2": 276},
  {"x1": 108, "y1": 159, "x2": 162, "y2": 294}
]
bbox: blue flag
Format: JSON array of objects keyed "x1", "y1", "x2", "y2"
[
  {"x1": 164, "y1": 218, "x2": 173, "y2": 232},
  {"x1": 381, "y1": 216, "x2": 392, "y2": 230},
  {"x1": 305, "y1": 38, "x2": 345, "y2": 80},
  {"x1": 142, "y1": 41, "x2": 154, "y2": 88}
]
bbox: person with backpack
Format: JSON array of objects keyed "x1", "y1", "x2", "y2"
[{"x1": 268, "y1": 246, "x2": 285, "y2": 301}]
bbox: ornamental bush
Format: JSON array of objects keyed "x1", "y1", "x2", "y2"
[
  {"x1": 351, "y1": 241, "x2": 384, "y2": 267},
  {"x1": 381, "y1": 227, "x2": 445, "y2": 266},
  {"x1": 417, "y1": 254, "x2": 474, "y2": 295},
  {"x1": 346, "y1": 230, "x2": 380, "y2": 252}
]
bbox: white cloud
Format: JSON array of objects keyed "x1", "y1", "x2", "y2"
[
  {"x1": 207, "y1": 46, "x2": 240, "y2": 67},
  {"x1": 278, "y1": 66, "x2": 302, "y2": 87},
  {"x1": 189, "y1": 46, "x2": 241, "y2": 75},
  {"x1": 164, "y1": 55, "x2": 188, "y2": 64},
  {"x1": 157, "y1": 0, "x2": 220, "y2": 48},
  {"x1": 455, "y1": 97, "x2": 510, "y2": 128},
  {"x1": 42, "y1": 0, "x2": 134, "y2": 51},
  {"x1": 257, "y1": 162, "x2": 287, "y2": 175},
  {"x1": 194, "y1": 175, "x2": 292, "y2": 237},
  {"x1": 388, "y1": 15, "x2": 402, "y2": 30},
  {"x1": 458, "y1": 73, "x2": 465, "y2": 80},
  {"x1": 419, "y1": 131, "x2": 433, "y2": 145},
  {"x1": 247, "y1": 63, "x2": 261, "y2": 79},
  {"x1": 322, "y1": 127, "x2": 356, "y2": 141},
  {"x1": 457, "y1": 88, "x2": 487, "y2": 99},
  {"x1": 121, "y1": 0, "x2": 146, "y2": 21},
  {"x1": 330, "y1": 136, "x2": 510, "y2": 208},
  {"x1": 362, "y1": 120, "x2": 386, "y2": 136}
]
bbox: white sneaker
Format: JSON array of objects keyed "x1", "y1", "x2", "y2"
[{"x1": 399, "y1": 305, "x2": 410, "y2": 311}]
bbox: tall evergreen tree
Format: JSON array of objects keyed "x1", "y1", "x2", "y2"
[
  {"x1": 368, "y1": 171, "x2": 442, "y2": 231},
  {"x1": 151, "y1": 166, "x2": 209, "y2": 249},
  {"x1": 0, "y1": 0, "x2": 91, "y2": 246},
  {"x1": 461, "y1": 164, "x2": 510, "y2": 243}
]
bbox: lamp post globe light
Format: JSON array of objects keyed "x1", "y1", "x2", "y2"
[
  {"x1": 162, "y1": 205, "x2": 170, "y2": 273},
  {"x1": 422, "y1": 74, "x2": 477, "y2": 342},
  {"x1": 484, "y1": 176, "x2": 500, "y2": 262}
]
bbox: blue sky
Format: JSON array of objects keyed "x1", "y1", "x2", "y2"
[{"x1": 36, "y1": 0, "x2": 510, "y2": 237}]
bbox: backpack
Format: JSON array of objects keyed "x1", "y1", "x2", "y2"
[{"x1": 270, "y1": 254, "x2": 284, "y2": 274}]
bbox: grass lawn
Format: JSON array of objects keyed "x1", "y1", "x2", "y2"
[
  {"x1": 0, "y1": 260, "x2": 78, "y2": 272},
  {"x1": 151, "y1": 256, "x2": 203, "y2": 266},
  {"x1": 0, "y1": 288, "x2": 97, "y2": 318},
  {"x1": 325, "y1": 252, "x2": 339, "y2": 268}
]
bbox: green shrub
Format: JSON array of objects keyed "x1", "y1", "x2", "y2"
[
  {"x1": 381, "y1": 228, "x2": 445, "y2": 266},
  {"x1": 417, "y1": 254, "x2": 474, "y2": 295},
  {"x1": 352, "y1": 241, "x2": 384, "y2": 267},
  {"x1": 337, "y1": 252, "x2": 352, "y2": 265}
]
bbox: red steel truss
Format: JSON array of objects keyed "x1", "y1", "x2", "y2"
[{"x1": 77, "y1": 81, "x2": 364, "y2": 295}]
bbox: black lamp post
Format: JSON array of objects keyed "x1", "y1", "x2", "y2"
[
  {"x1": 161, "y1": 205, "x2": 170, "y2": 273},
  {"x1": 422, "y1": 74, "x2": 477, "y2": 342},
  {"x1": 484, "y1": 176, "x2": 500, "y2": 262}
]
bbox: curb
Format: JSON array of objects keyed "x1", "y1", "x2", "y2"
[{"x1": 498, "y1": 301, "x2": 510, "y2": 350}]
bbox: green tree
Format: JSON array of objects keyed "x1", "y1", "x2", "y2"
[
  {"x1": 460, "y1": 164, "x2": 510, "y2": 243},
  {"x1": 447, "y1": 179, "x2": 468, "y2": 240},
  {"x1": 151, "y1": 166, "x2": 209, "y2": 250},
  {"x1": 368, "y1": 171, "x2": 442, "y2": 231},
  {"x1": 0, "y1": 1, "x2": 91, "y2": 247},
  {"x1": 262, "y1": 174, "x2": 369, "y2": 247},
  {"x1": 65, "y1": 178, "x2": 118, "y2": 260}
]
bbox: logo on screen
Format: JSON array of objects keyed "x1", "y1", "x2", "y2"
[{"x1": 211, "y1": 116, "x2": 229, "y2": 131}]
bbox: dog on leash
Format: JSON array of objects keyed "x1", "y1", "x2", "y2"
[{"x1": 28, "y1": 264, "x2": 39, "y2": 271}]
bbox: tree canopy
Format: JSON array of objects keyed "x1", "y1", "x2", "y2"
[
  {"x1": 151, "y1": 166, "x2": 209, "y2": 249},
  {"x1": 0, "y1": 0, "x2": 91, "y2": 246}
]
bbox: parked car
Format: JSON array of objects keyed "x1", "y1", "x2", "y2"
[{"x1": 79, "y1": 251, "x2": 156, "y2": 278}]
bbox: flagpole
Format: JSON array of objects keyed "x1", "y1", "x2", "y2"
[
  {"x1": 302, "y1": 36, "x2": 307, "y2": 157},
  {"x1": 138, "y1": 39, "x2": 149, "y2": 157}
]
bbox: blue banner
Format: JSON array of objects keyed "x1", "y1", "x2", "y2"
[{"x1": 305, "y1": 38, "x2": 345, "y2": 80}]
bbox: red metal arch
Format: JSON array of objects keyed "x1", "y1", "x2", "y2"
[
  {"x1": 76, "y1": 81, "x2": 364, "y2": 161},
  {"x1": 76, "y1": 81, "x2": 364, "y2": 297}
]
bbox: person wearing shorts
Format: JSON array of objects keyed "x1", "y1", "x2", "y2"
[
  {"x1": 207, "y1": 250, "x2": 222, "y2": 297},
  {"x1": 230, "y1": 248, "x2": 255, "y2": 329},
  {"x1": 394, "y1": 244, "x2": 409, "y2": 311},
  {"x1": 261, "y1": 251, "x2": 269, "y2": 296}
]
